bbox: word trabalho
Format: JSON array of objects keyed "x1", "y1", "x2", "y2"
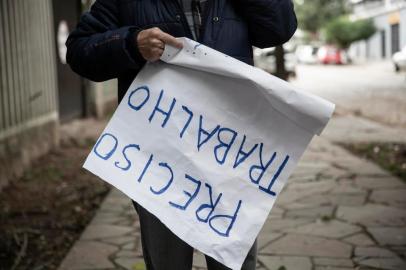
[
  {"x1": 126, "y1": 85, "x2": 290, "y2": 196},
  {"x1": 92, "y1": 84, "x2": 290, "y2": 237}
]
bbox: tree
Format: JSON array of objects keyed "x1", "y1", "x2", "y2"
[
  {"x1": 274, "y1": 45, "x2": 288, "y2": 80},
  {"x1": 294, "y1": 0, "x2": 349, "y2": 34},
  {"x1": 324, "y1": 17, "x2": 376, "y2": 49}
]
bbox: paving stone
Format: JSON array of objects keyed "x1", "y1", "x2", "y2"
[
  {"x1": 370, "y1": 189, "x2": 406, "y2": 207},
  {"x1": 269, "y1": 206, "x2": 285, "y2": 218},
  {"x1": 116, "y1": 219, "x2": 135, "y2": 226},
  {"x1": 262, "y1": 218, "x2": 313, "y2": 232},
  {"x1": 258, "y1": 232, "x2": 284, "y2": 250},
  {"x1": 336, "y1": 204, "x2": 406, "y2": 226},
  {"x1": 331, "y1": 193, "x2": 366, "y2": 206},
  {"x1": 99, "y1": 201, "x2": 128, "y2": 213},
  {"x1": 367, "y1": 227, "x2": 406, "y2": 246},
  {"x1": 100, "y1": 236, "x2": 134, "y2": 246},
  {"x1": 341, "y1": 160, "x2": 387, "y2": 176},
  {"x1": 270, "y1": 206, "x2": 284, "y2": 214},
  {"x1": 320, "y1": 167, "x2": 350, "y2": 179},
  {"x1": 355, "y1": 176, "x2": 405, "y2": 190},
  {"x1": 288, "y1": 174, "x2": 318, "y2": 183},
  {"x1": 313, "y1": 257, "x2": 354, "y2": 267},
  {"x1": 286, "y1": 179, "x2": 336, "y2": 193},
  {"x1": 261, "y1": 234, "x2": 352, "y2": 258},
  {"x1": 116, "y1": 250, "x2": 138, "y2": 257},
  {"x1": 283, "y1": 220, "x2": 361, "y2": 238},
  {"x1": 282, "y1": 201, "x2": 323, "y2": 210},
  {"x1": 92, "y1": 212, "x2": 128, "y2": 225},
  {"x1": 124, "y1": 204, "x2": 137, "y2": 214},
  {"x1": 122, "y1": 242, "x2": 136, "y2": 250},
  {"x1": 58, "y1": 129, "x2": 406, "y2": 270},
  {"x1": 315, "y1": 267, "x2": 353, "y2": 270},
  {"x1": 258, "y1": 255, "x2": 312, "y2": 270},
  {"x1": 354, "y1": 246, "x2": 397, "y2": 258},
  {"x1": 391, "y1": 246, "x2": 406, "y2": 257},
  {"x1": 285, "y1": 206, "x2": 335, "y2": 219},
  {"x1": 330, "y1": 182, "x2": 367, "y2": 195},
  {"x1": 102, "y1": 194, "x2": 131, "y2": 206},
  {"x1": 268, "y1": 205, "x2": 285, "y2": 218},
  {"x1": 293, "y1": 161, "x2": 330, "y2": 173},
  {"x1": 343, "y1": 233, "x2": 375, "y2": 246},
  {"x1": 321, "y1": 115, "x2": 406, "y2": 145},
  {"x1": 58, "y1": 241, "x2": 117, "y2": 269},
  {"x1": 81, "y1": 224, "x2": 134, "y2": 240},
  {"x1": 277, "y1": 181, "x2": 336, "y2": 205},
  {"x1": 354, "y1": 257, "x2": 406, "y2": 270},
  {"x1": 299, "y1": 193, "x2": 366, "y2": 206},
  {"x1": 114, "y1": 257, "x2": 145, "y2": 270}
]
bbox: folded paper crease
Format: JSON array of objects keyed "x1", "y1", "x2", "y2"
[{"x1": 161, "y1": 38, "x2": 335, "y2": 135}]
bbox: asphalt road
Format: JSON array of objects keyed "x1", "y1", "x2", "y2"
[{"x1": 290, "y1": 61, "x2": 406, "y2": 127}]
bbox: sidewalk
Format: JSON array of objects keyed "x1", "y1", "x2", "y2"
[{"x1": 58, "y1": 116, "x2": 406, "y2": 270}]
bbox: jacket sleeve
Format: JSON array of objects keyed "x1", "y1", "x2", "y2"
[
  {"x1": 233, "y1": 0, "x2": 297, "y2": 48},
  {"x1": 66, "y1": 0, "x2": 145, "y2": 82}
]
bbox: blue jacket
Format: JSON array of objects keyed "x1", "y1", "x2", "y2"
[{"x1": 66, "y1": 0, "x2": 297, "y2": 101}]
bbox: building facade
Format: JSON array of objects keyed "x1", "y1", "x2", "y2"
[
  {"x1": 349, "y1": 0, "x2": 406, "y2": 60},
  {"x1": 0, "y1": 0, "x2": 117, "y2": 189}
]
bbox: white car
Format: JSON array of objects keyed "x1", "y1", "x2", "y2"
[
  {"x1": 393, "y1": 46, "x2": 406, "y2": 72},
  {"x1": 295, "y1": 45, "x2": 319, "y2": 64}
]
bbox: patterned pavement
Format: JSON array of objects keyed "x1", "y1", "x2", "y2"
[{"x1": 58, "y1": 127, "x2": 406, "y2": 270}]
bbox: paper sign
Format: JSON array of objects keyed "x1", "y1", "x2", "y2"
[{"x1": 83, "y1": 38, "x2": 335, "y2": 270}]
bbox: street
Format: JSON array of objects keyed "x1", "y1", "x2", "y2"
[{"x1": 291, "y1": 62, "x2": 406, "y2": 127}]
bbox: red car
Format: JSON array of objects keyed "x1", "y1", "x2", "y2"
[{"x1": 317, "y1": 46, "x2": 348, "y2": 65}]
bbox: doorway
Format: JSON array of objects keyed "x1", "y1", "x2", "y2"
[
  {"x1": 391, "y1": 23, "x2": 400, "y2": 55},
  {"x1": 52, "y1": 0, "x2": 85, "y2": 122}
]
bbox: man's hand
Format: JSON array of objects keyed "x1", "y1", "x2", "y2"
[{"x1": 136, "y1": 27, "x2": 183, "y2": 62}]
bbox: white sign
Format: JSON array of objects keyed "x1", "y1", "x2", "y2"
[{"x1": 84, "y1": 38, "x2": 335, "y2": 270}]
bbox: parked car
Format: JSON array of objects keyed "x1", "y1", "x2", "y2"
[
  {"x1": 253, "y1": 45, "x2": 297, "y2": 77},
  {"x1": 295, "y1": 45, "x2": 319, "y2": 64},
  {"x1": 393, "y1": 46, "x2": 406, "y2": 72},
  {"x1": 317, "y1": 45, "x2": 348, "y2": 65}
]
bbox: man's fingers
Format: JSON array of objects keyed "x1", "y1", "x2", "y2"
[
  {"x1": 137, "y1": 27, "x2": 182, "y2": 62},
  {"x1": 152, "y1": 47, "x2": 163, "y2": 55},
  {"x1": 159, "y1": 32, "x2": 183, "y2": 49},
  {"x1": 145, "y1": 47, "x2": 163, "y2": 62},
  {"x1": 150, "y1": 38, "x2": 165, "y2": 49}
]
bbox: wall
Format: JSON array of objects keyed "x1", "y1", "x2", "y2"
[
  {"x1": 0, "y1": 0, "x2": 59, "y2": 189},
  {"x1": 88, "y1": 80, "x2": 118, "y2": 119},
  {"x1": 349, "y1": 6, "x2": 406, "y2": 61},
  {"x1": 401, "y1": 8, "x2": 406, "y2": 46}
]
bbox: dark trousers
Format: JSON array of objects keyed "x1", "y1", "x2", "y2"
[{"x1": 132, "y1": 201, "x2": 257, "y2": 270}]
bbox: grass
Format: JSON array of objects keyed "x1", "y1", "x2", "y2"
[{"x1": 341, "y1": 142, "x2": 406, "y2": 181}]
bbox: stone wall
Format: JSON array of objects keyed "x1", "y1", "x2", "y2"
[{"x1": 0, "y1": 120, "x2": 59, "y2": 190}]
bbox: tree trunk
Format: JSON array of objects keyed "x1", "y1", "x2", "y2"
[{"x1": 275, "y1": 45, "x2": 288, "y2": 81}]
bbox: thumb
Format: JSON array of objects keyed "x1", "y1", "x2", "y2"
[{"x1": 160, "y1": 32, "x2": 183, "y2": 49}]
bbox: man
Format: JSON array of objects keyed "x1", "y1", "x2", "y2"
[{"x1": 66, "y1": 0, "x2": 297, "y2": 269}]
